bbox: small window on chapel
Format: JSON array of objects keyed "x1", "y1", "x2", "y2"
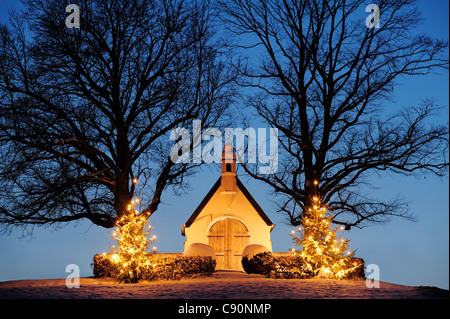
[{"x1": 226, "y1": 163, "x2": 232, "y2": 172}]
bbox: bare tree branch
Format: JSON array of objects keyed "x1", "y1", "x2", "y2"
[
  {"x1": 221, "y1": 0, "x2": 449, "y2": 228},
  {"x1": 0, "y1": 0, "x2": 236, "y2": 232}
]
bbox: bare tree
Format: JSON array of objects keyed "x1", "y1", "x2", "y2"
[
  {"x1": 0, "y1": 0, "x2": 235, "y2": 231},
  {"x1": 221, "y1": 0, "x2": 449, "y2": 229}
]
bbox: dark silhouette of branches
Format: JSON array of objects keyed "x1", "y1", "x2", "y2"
[
  {"x1": 221, "y1": 0, "x2": 449, "y2": 228},
  {"x1": 0, "y1": 0, "x2": 236, "y2": 231}
]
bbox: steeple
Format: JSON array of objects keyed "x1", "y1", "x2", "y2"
[{"x1": 220, "y1": 143, "x2": 237, "y2": 193}]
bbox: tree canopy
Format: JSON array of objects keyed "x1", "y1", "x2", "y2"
[
  {"x1": 0, "y1": 0, "x2": 235, "y2": 231},
  {"x1": 220, "y1": 0, "x2": 449, "y2": 228}
]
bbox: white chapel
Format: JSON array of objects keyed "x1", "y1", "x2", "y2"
[{"x1": 181, "y1": 144, "x2": 274, "y2": 270}]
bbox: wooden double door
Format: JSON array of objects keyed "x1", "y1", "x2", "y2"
[{"x1": 208, "y1": 218, "x2": 249, "y2": 270}]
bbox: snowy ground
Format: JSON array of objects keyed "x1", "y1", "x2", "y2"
[{"x1": 0, "y1": 271, "x2": 447, "y2": 299}]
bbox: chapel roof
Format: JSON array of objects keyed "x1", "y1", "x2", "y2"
[{"x1": 183, "y1": 176, "x2": 273, "y2": 228}]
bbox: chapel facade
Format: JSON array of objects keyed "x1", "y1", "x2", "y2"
[{"x1": 181, "y1": 144, "x2": 274, "y2": 270}]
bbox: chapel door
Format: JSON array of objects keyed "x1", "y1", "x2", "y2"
[{"x1": 208, "y1": 218, "x2": 249, "y2": 270}]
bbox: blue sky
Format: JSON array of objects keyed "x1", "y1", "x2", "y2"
[{"x1": 0, "y1": 0, "x2": 448, "y2": 290}]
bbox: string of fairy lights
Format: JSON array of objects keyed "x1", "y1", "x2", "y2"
[{"x1": 289, "y1": 181, "x2": 360, "y2": 279}]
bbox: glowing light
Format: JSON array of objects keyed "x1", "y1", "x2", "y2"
[
  {"x1": 292, "y1": 199, "x2": 356, "y2": 279},
  {"x1": 132, "y1": 178, "x2": 138, "y2": 184},
  {"x1": 104, "y1": 211, "x2": 157, "y2": 283}
]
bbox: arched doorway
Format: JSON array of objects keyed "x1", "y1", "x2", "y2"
[{"x1": 208, "y1": 218, "x2": 249, "y2": 270}]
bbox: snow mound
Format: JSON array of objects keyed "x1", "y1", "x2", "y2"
[
  {"x1": 242, "y1": 244, "x2": 270, "y2": 258},
  {"x1": 183, "y1": 243, "x2": 215, "y2": 258}
]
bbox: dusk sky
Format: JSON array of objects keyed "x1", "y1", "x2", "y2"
[{"x1": 0, "y1": 0, "x2": 448, "y2": 290}]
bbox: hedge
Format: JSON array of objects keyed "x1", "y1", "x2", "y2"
[
  {"x1": 242, "y1": 252, "x2": 365, "y2": 279},
  {"x1": 92, "y1": 253, "x2": 216, "y2": 283}
]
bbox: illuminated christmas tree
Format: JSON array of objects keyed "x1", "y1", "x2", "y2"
[
  {"x1": 291, "y1": 196, "x2": 357, "y2": 279},
  {"x1": 107, "y1": 202, "x2": 157, "y2": 283}
]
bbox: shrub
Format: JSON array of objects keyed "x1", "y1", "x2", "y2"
[
  {"x1": 340, "y1": 257, "x2": 365, "y2": 279},
  {"x1": 272, "y1": 255, "x2": 315, "y2": 279},
  {"x1": 241, "y1": 252, "x2": 275, "y2": 277},
  {"x1": 92, "y1": 254, "x2": 115, "y2": 278},
  {"x1": 242, "y1": 252, "x2": 364, "y2": 279},
  {"x1": 92, "y1": 253, "x2": 216, "y2": 283}
]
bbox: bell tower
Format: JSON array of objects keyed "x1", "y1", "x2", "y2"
[{"x1": 220, "y1": 143, "x2": 237, "y2": 193}]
